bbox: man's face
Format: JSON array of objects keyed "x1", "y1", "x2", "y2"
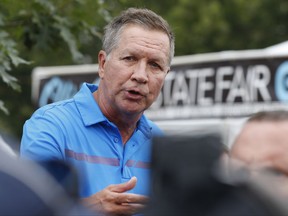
[
  {"x1": 98, "y1": 24, "x2": 170, "y2": 116},
  {"x1": 230, "y1": 121, "x2": 288, "y2": 177}
]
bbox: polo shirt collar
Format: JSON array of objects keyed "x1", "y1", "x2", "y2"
[
  {"x1": 74, "y1": 83, "x2": 152, "y2": 138},
  {"x1": 74, "y1": 83, "x2": 106, "y2": 126},
  {"x1": 137, "y1": 115, "x2": 152, "y2": 139}
]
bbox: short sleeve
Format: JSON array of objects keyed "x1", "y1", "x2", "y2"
[{"x1": 20, "y1": 110, "x2": 65, "y2": 161}]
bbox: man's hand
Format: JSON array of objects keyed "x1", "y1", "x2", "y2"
[{"x1": 81, "y1": 176, "x2": 148, "y2": 216}]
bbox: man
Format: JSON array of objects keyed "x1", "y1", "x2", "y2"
[
  {"x1": 20, "y1": 8, "x2": 174, "y2": 215},
  {"x1": 230, "y1": 110, "x2": 288, "y2": 196}
]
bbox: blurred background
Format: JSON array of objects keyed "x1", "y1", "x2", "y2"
[{"x1": 1, "y1": 0, "x2": 288, "y2": 151}]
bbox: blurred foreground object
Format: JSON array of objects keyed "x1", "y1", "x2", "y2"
[
  {"x1": 146, "y1": 133, "x2": 288, "y2": 216},
  {"x1": 0, "y1": 135, "x2": 17, "y2": 157},
  {"x1": 0, "y1": 151, "x2": 93, "y2": 215}
]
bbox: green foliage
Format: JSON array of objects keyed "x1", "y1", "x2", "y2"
[
  {"x1": 9, "y1": 0, "x2": 106, "y2": 62},
  {"x1": 0, "y1": 0, "x2": 109, "y2": 115},
  {"x1": 0, "y1": 0, "x2": 112, "y2": 138},
  {"x1": 119, "y1": 0, "x2": 288, "y2": 55},
  {"x1": 165, "y1": 0, "x2": 288, "y2": 55},
  {"x1": 0, "y1": 14, "x2": 29, "y2": 114}
]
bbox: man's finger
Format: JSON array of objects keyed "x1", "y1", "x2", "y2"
[
  {"x1": 116, "y1": 193, "x2": 149, "y2": 204},
  {"x1": 114, "y1": 202, "x2": 147, "y2": 215},
  {"x1": 111, "y1": 176, "x2": 137, "y2": 193}
]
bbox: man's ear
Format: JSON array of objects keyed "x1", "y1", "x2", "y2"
[{"x1": 98, "y1": 50, "x2": 107, "y2": 79}]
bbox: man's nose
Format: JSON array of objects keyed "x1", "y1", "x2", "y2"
[{"x1": 131, "y1": 61, "x2": 148, "y2": 83}]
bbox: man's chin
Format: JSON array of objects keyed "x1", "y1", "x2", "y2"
[{"x1": 122, "y1": 106, "x2": 145, "y2": 116}]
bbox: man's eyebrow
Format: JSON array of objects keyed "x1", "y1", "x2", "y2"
[{"x1": 149, "y1": 57, "x2": 165, "y2": 64}]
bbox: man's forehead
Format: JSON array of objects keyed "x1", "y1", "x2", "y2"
[
  {"x1": 231, "y1": 121, "x2": 288, "y2": 161},
  {"x1": 243, "y1": 121, "x2": 288, "y2": 137}
]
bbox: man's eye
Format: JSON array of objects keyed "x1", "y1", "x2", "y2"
[
  {"x1": 123, "y1": 56, "x2": 135, "y2": 61},
  {"x1": 150, "y1": 62, "x2": 162, "y2": 70}
]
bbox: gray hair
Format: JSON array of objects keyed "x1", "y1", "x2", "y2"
[{"x1": 102, "y1": 8, "x2": 175, "y2": 65}]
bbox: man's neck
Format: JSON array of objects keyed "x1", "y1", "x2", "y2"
[{"x1": 93, "y1": 90, "x2": 140, "y2": 144}]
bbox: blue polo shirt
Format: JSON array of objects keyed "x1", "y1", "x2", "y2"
[{"x1": 20, "y1": 83, "x2": 163, "y2": 197}]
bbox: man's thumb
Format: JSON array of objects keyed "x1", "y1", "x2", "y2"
[{"x1": 112, "y1": 176, "x2": 137, "y2": 193}]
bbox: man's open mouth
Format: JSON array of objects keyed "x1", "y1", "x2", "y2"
[{"x1": 129, "y1": 90, "x2": 141, "y2": 95}]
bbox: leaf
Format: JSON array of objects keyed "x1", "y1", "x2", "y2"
[
  {"x1": 0, "y1": 100, "x2": 9, "y2": 115},
  {"x1": 0, "y1": 66, "x2": 21, "y2": 92},
  {"x1": 0, "y1": 15, "x2": 4, "y2": 26},
  {"x1": 0, "y1": 30, "x2": 30, "y2": 67},
  {"x1": 0, "y1": 31, "x2": 9, "y2": 39},
  {"x1": 2, "y1": 60, "x2": 11, "y2": 71},
  {"x1": 55, "y1": 23, "x2": 84, "y2": 62},
  {"x1": 34, "y1": 0, "x2": 56, "y2": 13},
  {"x1": 87, "y1": 25, "x2": 102, "y2": 39},
  {"x1": 8, "y1": 53, "x2": 30, "y2": 67}
]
